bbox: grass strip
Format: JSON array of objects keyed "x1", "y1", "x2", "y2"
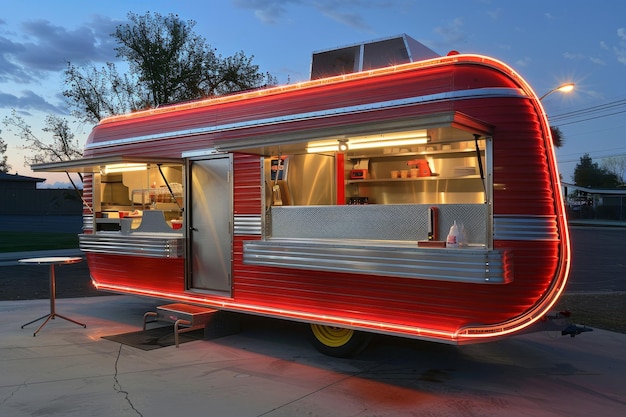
[{"x1": 0, "y1": 231, "x2": 78, "y2": 253}]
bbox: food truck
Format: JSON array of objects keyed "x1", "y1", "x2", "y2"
[{"x1": 34, "y1": 35, "x2": 572, "y2": 356}]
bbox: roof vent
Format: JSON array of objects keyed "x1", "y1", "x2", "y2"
[{"x1": 310, "y1": 34, "x2": 439, "y2": 80}]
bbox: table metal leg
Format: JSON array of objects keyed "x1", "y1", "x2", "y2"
[
  {"x1": 54, "y1": 313, "x2": 87, "y2": 328},
  {"x1": 31, "y1": 315, "x2": 55, "y2": 337},
  {"x1": 21, "y1": 314, "x2": 50, "y2": 329},
  {"x1": 50, "y1": 263, "x2": 56, "y2": 316},
  {"x1": 21, "y1": 263, "x2": 86, "y2": 336}
]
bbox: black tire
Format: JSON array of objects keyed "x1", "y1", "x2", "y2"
[{"x1": 308, "y1": 324, "x2": 373, "y2": 358}]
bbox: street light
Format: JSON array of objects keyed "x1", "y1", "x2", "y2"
[{"x1": 539, "y1": 83, "x2": 575, "y2": 101}]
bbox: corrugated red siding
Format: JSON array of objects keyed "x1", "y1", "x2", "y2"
[
  {"x1": 89, "y1": 253, "x2": 185, "y2": 293},
  {"x1": 233, "y1": 154, "x2": 262, "y2": 215}
]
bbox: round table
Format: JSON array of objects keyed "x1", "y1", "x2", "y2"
[{"x1": 19, "y1": 257, "x2": 87, "y2": 336}]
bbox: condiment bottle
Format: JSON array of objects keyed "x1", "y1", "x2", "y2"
[{"x1": 446, "y1": 221, "x2": 459, "y2": 248}]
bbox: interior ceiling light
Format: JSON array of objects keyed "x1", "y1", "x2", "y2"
[
  {"x1": 102, "y1": 163, "x2": 148, "y2": 174},
  {"x1": 306, "y1": 130, "x2": 429, "y2": 153}
]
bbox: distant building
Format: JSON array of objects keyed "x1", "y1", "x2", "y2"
[
  {"x1": 0, "y1": 172, "x2": 45, "y2": 190},
  {"x1": 0, "y1": 172, "x2": 82, "y2": 215},
  {"x1": 562, "y1": 182, "x2": 626, "y2": 222}
]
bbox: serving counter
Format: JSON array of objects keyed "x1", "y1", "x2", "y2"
[
  {"x1": 243, "y1": 203, "x2": 512, "y2": 285},
  {"x1": 81, "y1": 210, "x2": 184, "y2": 258},
  {"x1": 244, "y1": 238, "x2": 510, "y2": 284}
]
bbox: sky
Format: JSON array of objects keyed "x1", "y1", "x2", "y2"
[{"x1": 1, "y1": 0, "x2": 626, "y2": 187}]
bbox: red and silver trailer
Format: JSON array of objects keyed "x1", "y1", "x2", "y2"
[{"x1": 35, "y1": 36, "x2": 571, "y2": 356}]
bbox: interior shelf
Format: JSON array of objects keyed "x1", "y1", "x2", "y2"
[
  {"x1": 346, "y1": 175, "x2": 481, "y2": 184},
  {"x1": 347, "y1": 147, "x2": 484, "y2": 161},
  {"x1": 344, "y1": 137, "x2": 488, "y2": 205}
]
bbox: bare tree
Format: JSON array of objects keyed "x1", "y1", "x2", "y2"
[
  {"x1": 601, "y1": 156, "x2": 626, "y2": 185},
  {"x1": 207, "y1": 51, "x2": 277, "y2": 96},
  {"x1": 64, "y1": 62, "x2": 146, "y2": 124},
  {"x1": 0, "y1": 134, "x2": 11, "y2": 173},
  {"x1": 2, "y1": 111, "x2": 83, "y2": 180}
]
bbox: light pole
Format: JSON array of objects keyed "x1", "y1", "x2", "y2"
[{"x1": 539, "y1": 83, "x2": 575, "y2": 101}]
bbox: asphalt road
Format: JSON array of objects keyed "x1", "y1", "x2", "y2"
[{"x1": 566, "y1": 226, "x2": 626, "y2": 292}]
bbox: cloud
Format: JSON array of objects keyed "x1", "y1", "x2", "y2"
[
  {"x1": 563, "y1": 51, "x2": 605, "y2": 66},
  {"x1": 315, "y1": 2, "x2": 376, "y2": 32},
  {"x1": 614, "y1": 48, "x2": 626, "y2": 65},
  {"x1": 0, "y1": 15, "x2": 120, "y2": 84},
  {"x1": 613, "y1": 28, "x2": 626, "y2": 65},
  {"x1": 0, "y1": 37, "x2": 36, "y2": 83},
  {"x1": 434, "y1": 17, "x2": 466, "y2": 46},
  {"x1": 563, "y1": 51, "x2": 585, "y2": 60},
  {"x1": 232, "y1": 0, "x2": 384, "y2": 32},
  {"x1": 589, "y1": 56, "x2": 606, "y2": 65},
  {"x1": 486, "y1": 8, "x2": 501, "y2": 20},
  {"x1": 0, "y1": 90, "x2": 65, "y2": 113},
  {"x1": 232, "y1": 0, "x2": 300, "y2": 24}
]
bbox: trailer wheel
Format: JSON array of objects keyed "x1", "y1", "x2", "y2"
[{"x1": 308, "y1": 324, "x2": 372, "y2": 358}]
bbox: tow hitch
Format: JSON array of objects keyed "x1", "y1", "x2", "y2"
[
  {"x1": 543, "y1": 310, "x2": 593, "y2": 337},
  {"x1": 561, "y1": 324, "x2": 593, "y2": 337}
]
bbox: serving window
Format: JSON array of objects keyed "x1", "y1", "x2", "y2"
[
  {"x1": 95, "y1": 163, "x2": 183, "y2": 231},
  {"x1": 31, "y1": 156, "x2": 184, "y2": 234},
  {"x1": 261, "y1": 133, "x2": 490, "y2": 208},
  {"x1": 250, "y1": 112, "x2": 493, "y2": 249}
]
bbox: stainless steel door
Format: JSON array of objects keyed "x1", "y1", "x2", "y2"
[{"x1": 188, "y1": 156, "x2": 232, "y2": 295}]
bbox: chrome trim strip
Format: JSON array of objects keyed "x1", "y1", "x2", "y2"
[
  {"x1": 181, "y1": 148, "x2": 221, "y2": 158},
  {"x1": 31, "y1": 155, "x2": 183, "y2": 172},
  {"x1": 83, "y1": 215, "x2": 94, "y2": 232},
  {"x1": 243, "y1": 239, "x2": 511, "y2": 284},
  {"x1": 79, "y1": 233, "x2": 184, "y2": 258},
  {"x1": 493, "y1": 215, "x2": 559, "y2": 241},
  {"x1": 234, "y1": 214, "x2": 262, "y2": 236},
  {"x1": 86, "y1": 87, "x2": 524, "y2": 150}
]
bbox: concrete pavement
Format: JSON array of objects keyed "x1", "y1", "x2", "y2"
[{"x1": 0, "y1": 295, "x2": 625, "y2": 417}]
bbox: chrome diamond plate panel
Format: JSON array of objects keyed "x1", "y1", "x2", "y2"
[{"x1": 270, "y1": 204, "x2": 488, "y2": 244}]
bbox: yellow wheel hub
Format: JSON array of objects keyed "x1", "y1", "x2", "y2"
[{"x1": 310, "y1": 324, "x2": 354, "y2": 347}]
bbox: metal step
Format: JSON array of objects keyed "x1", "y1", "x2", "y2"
[{"x1": 143, "y1": 303, "x2": 218, "y2": 347}]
